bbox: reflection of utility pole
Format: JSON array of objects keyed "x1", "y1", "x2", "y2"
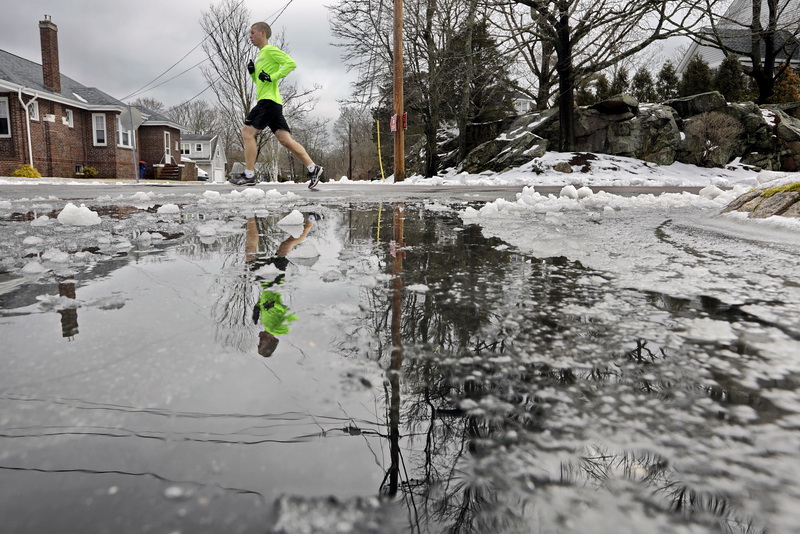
[
  {"x1": 58, "y1": 280, "x2": 79, "y2": 340},
  {"x1": 393, "y1": 0, "x2": 405, "y2": 182},
  {"x1": 348, "y1": 122, "x2": 353, "y2": 180},
  {"x1": 387, "y1": 203, "x2": 405, "y2": 495}
]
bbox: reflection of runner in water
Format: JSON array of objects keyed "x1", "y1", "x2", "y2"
[{"x1": 245, "y1": 214, "x2": 316, "y2": 357}]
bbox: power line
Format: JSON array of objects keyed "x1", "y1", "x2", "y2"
[
  {"x1": 124, "y1": 0, "x2": 295, "y2": 103},
  {"x1": 123, "y1": 0, "x2": 249, "y2": 101}
]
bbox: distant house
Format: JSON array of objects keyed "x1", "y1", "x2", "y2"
[
  {"x1": 0, "y1": 16, "x2": 187, "y2": 179},
  {"x1": 513, "y1": 93, "x2": 536, "y2": 115},
  {"x1": 181, "y1": 134, "x2": 227, "y2": 182},
  {"x1": 677, "y1": 0, "x2": 800, "y2": 74}
]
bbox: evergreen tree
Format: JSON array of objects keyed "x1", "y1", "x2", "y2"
[
  {"x1": 574, "y1": 76, "x2": 596, "y2": 106},
  {"x1": 610, "y1": 68, "x2": 630, "y2": 95},
  {"x1": 769, "y1": 64, "x2": 800, "y2": 104},
  {"x1": 439, "y1": 21, "x2": 516, "y2": 123},
  {"x1": 631, "y1": 67, "x2": 657, "y2": 103},
  {"x1": 655, "y1": 62, "x2": 680, "y2": 101},
  {"x1": 678, "y1": 55, "x2": 713, "y2": 97},
  {"x1": 594, "y1": 73, "x2": 611, "y2": 101},
  {"x1": 713, "y1": 56, "x2": 749, "y2": 102}
]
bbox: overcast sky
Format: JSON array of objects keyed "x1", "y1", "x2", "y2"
[{"x1": 0, "y1": 0, "x2": 358, "y2": 122}]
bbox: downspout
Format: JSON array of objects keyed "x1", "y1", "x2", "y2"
[{"x1": 17, "y1": 88, "x2": 38, "y2": 167}]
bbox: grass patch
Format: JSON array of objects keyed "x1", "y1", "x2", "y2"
[{"x1": 761, "y1": 182, "x2": 800, "y2": 198}]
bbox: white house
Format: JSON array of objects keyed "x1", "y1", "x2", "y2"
[
  {"x1": 181, "y1": 133, "x2": 227, "y2": 183},
  {"x1": 677, "y1": 0, "x2": 800, "y2": 73}
]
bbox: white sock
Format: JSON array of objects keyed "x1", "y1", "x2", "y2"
[
  {"x1": 307, "y1": 164, "x2": 316, "y2": 172},
  {"x1": 244, "y1": 170, "x2": 255, "y2": 178}
]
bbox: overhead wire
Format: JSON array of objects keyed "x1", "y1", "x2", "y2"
[
  {"x1": 123, "y1": 0, "x2": 296, "y2": 105},
  {"x1": 122, "y1": 0, "x2": 249, "y2": 101}
]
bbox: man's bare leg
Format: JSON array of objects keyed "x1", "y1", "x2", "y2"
[
  {"x1": 242, "y1": 125, "x2": 259, "y2": 173},
  {"x1": 274, "y1": 129, "x2": 312, "y2": 167}
]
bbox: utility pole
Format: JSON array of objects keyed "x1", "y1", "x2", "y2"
[{"x1": 393, "y1": 0, "x2": 405, "y2": 182}]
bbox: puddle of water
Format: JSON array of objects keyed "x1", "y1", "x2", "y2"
[{"x1": 0, "y1": 199, "x2": 798, "y2": 533}]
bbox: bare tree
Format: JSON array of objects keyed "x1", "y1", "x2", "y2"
[
  {"x1": 487, "y1": 2, "x2": 558, "y2": 110},
  {"x1": 333, "y1": 106, "x2": 378, "y2": 180},
  {"x1": 332, "y1": 0, "x2": 515, "y2": 176},
  {"x1": 131, "y1": 97, "x2": 166, "y2": 114},
  {"x1": 499, "y1": 0, "x2": 709, "y2": 151},
  {"x1": 165, "y1": 99, "x2": 221, "y2": 134}
]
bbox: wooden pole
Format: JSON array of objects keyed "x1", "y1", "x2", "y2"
[{"x1": 393, "y1": 0, "x2": 405, "y2": 182}]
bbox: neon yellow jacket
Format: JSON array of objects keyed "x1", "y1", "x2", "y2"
[
  {"x1": 252, "y1": 45, "x2": 297, "y2": 105},
  {"x1": 257, "y1": 289, "x2": 297, "y2": 336}
]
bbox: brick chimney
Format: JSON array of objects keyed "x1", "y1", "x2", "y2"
[{"x1": 39, "y1": 15, "x2": 61, "y2": 93}]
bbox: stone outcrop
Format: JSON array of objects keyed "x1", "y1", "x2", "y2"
[
  {"x1": 462, "y1": 92, "x2": 800, "y2": 174},
  {"x1": 721, "y1": 183, "x2": 800, "y2": 218}
]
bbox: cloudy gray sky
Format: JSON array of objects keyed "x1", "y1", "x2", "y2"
[{"x1": 0, "y1": 0, "x2": 358, "y2": 121}]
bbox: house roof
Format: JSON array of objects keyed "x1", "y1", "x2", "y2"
[
  {"x1": 677, "y1": 28, "x2": 800, "y2": 73},
  {"x1": 0, "y1": 48, "x2": 124, "y2": 109},
  {"x1": 182, "y1": 134, "x2": 216, "y2": 142},
  {"x1": 677, "y1": 0, "x2": 800, "y2": 73},
  {"x1": 0, "y1": 48, "x2": 188, "y2": 132},
  {"x1": 133, "y1": 105, "x2": 186, "y2": 132}
]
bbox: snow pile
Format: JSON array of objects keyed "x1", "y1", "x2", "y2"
[
  {"x1": 57, "y1": 203, "x2": 101, "y2": 226},
  {"x1": 460, "y1": 184, "x2": 751, "y2": 221},
  {"x1": 156, "y1": 204, "x2": 180, "y2": 214},
  {"x1": 278, "y1": 210, "x2": 305, "y2": 226},
  {"x1": 287, "y1": 244, "x2": 320, "y2": 259}
]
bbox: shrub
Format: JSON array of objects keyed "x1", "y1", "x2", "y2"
[
  {"x1": 683, "y1": 112, "x2": 744, "y2": 167},
  {"x1": 82, "y1": 166, "x2": 98, "y2": 178},
  {"x1": 769, "y1": 64, "x2": 800, "y2": 104},
  {"x1": 10, "y1": 164, "x2": 42, "y2": 178}
]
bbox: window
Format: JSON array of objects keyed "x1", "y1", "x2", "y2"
[
  {"x1": 195, "y1": 143, "x2": 203, "y2": 152},
  {"x1": 29, "y1": 101, "x2": 39, "y2": 121},
  {"x1": 92, "y1": 113, "x2": 107, "y2": 146},
  {"x1": 65, "y1": 109, "x2": 74, "y2": 128},
  {"x1": 116, "y1": 116, "x2": 132, "y2": 148},
  {"x1": 0, "y1": 97, "x2": 10, "y2": 138},
  {"x1": 181, "y1": 143, "x2": 190, "y2": 155}
]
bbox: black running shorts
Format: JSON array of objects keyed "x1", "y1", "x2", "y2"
[{"x1": 244, "y1": 100, "x2": 291, "y2": 133}]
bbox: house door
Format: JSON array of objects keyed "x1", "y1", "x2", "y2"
[{"x1": 164, "y1": 132, "x2": 171, "y2": 164}]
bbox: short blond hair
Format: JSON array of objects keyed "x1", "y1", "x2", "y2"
[{"x1": 252, "y1": 22, "x2": 272, "y2": 40}]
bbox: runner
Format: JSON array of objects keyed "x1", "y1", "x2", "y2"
[{"x1": 230, "y1": 21, "x2": 323, "y2": 189}]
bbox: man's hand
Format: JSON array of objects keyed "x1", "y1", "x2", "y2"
[
  {"x1": 247, "y1": 60, "x2": 255, "y2": 74},
  {"x1": 258, "y1": 71, "x2": 272, "y2": 82}
]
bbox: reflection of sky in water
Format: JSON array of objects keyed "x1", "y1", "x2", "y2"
[{"x1": 0, "y1": 198, "x2": 798, "y2": 533}]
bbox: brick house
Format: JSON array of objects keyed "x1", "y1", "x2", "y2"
[{"x1": 0, "y1": 16, "x2": 187, "y2": 179}]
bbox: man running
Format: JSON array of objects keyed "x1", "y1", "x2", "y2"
[{"x1": 230, "y1": 21, "x2": 323, "y2": 189}]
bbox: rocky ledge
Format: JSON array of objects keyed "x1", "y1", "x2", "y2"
[{"x1": 722, "y1": 182, "x2": 800, "y2": 218}]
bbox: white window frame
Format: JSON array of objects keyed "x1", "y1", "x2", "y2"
[
  {"x1": 116, "y1": 116, "x2": 132, "y2": 148},
  {"x1": 195, "y1": 143, "x2": 203, "y2": 152},
  {"x1": 29, "y1": 101, "x2": 40, "y2": 121},
  {"x1": 0, "y1": 97, "x2": 10, "y2": 138},
  {"x1": 181, "y1": 143, "x2": 190, "y2": 155},
  {"x1": 65, "y1": 109, "x2": 74, "y2": 128},
  {"x1": 92, "y1": 113, "x2": 107, "y2": 146}
]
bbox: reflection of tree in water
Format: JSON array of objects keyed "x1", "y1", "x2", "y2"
[{"x1": 338, "y1": 206, "x2": 768, "y2": 533}]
